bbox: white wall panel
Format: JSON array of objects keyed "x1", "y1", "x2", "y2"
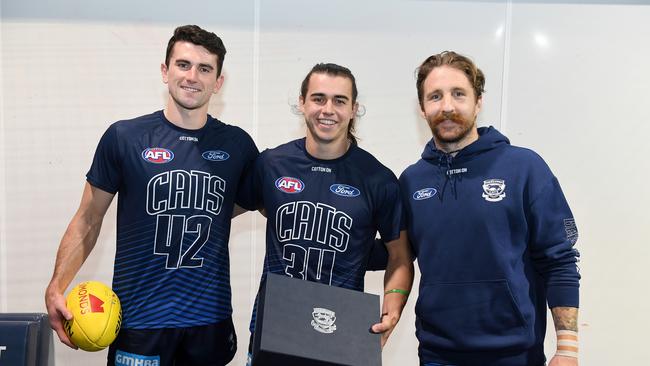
[
  {"x1": 256, "y1": 0, "x2": 507, "y2": 172},
  {"x1": 507, "y1": 3, "x2": 650, "y2": 364}
]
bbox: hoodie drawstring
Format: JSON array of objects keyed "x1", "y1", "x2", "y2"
[
  {"x1": 421, "y1": 127, "x2": 509, "y2": 201},
  {"x1": 437, "y1": 153, "x2": 459, "y2": 200}
]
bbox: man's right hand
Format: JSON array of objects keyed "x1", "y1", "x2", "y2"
[
  {"x1": 44, "y1": 183, "x2": 116, "y2": 350},
  {"x1": 45, "y1": 285, "x2": 77, "y2": 349}
]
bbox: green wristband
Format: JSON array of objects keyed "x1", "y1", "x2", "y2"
[{"x1": 384, "y1": 288, "x2": 410, "y2": 296}]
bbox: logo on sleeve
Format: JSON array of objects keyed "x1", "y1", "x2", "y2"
[
  {"x1": 275, "y1": 177, "x2": 305, "y2": 194},
  {"x1": 202, "y1": 150, "x2": 230, "y2": 162},
  {"x1": 142, "y1": 148, "x2": 174, "y2": 164},
  {"x1": 329, "y1": 184, "x2": 360, "y2": 197},
  {"x1": 564, "y1": 218, "x2": 578, "y2": 245},
  {"x1": 482, "y1": 179, "x2": 506, "y2": 202},
  {"x1": 413, "y1": 188, "x2": 437, "y2": 200}
]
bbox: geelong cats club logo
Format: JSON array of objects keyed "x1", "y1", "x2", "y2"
[
  {"x1": 311, "y1": 307, "x2": 337, "y2": 334},
  {"x1": 482, "y1": 179, "x2": 506, "y2": 202},
  {"x1": 275, "y1": 177, "x2": 305, "y2": 194},
  {"x1": 142, "y1": 148, "x2": 174, "y2": 164}
]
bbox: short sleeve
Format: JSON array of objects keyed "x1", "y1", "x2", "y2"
[
  {"x1": 373, "y1": 175, "x2": 403, "y2": 243},
  {"x1": 86, "y1": 124, "x2": 122, "y2": 194},
  {"x1": 235, "y1": 133, "x2": 262, "y2": 210}
]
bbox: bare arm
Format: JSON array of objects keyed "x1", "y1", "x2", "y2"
[
  {"x1": 371, "y1": 230, "x2": 414, "y2": 348},
  {"x1": 548, "y1": 306, "x2": 579, "y2": 366},
  {"x1": 552, "y1": 306, "x2": 578, "y2": 331},
  {"x1": 44, "y1": 182, "x2": 114, "y2": 348}
]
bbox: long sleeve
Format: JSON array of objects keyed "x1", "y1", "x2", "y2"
[{"x1": 528, "y1": 176, "x2": 580, "y2": 307}]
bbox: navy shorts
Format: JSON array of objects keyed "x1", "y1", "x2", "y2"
[{"x1": 108, "y1": 317, "x2": 237, "y2": 366}]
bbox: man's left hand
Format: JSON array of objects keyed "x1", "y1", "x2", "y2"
[{"x1": 371, "y1": 312, "x2": 399, "y2": 348}]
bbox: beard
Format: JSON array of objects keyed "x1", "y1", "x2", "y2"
[{"x1": 428, "y1": 111, "x2": 476, "y2": 144}]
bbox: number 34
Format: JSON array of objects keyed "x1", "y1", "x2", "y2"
[{"x1": 283, "y1": 244, "x2": 336, "y2": 285}]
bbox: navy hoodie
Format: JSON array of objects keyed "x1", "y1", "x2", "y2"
[{"x1": 400, "y1": 127, "x2": 580, "y2": 366}]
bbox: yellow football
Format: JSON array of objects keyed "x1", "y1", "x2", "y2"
[{"x1": 64, "y1": 281, "x2": 122, "y2": 351}]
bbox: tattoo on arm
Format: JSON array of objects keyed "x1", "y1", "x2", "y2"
[{"x1": 551, "y1": 306, "x2": 578, "y2": 331}]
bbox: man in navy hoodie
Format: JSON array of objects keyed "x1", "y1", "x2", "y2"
[{"x1": 400, "y1": 51, "x2": 580, "y2": 366}]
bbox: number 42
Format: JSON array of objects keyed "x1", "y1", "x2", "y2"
[{"x1": 154, "y1": 214, "x2": 212, "y2": 269}]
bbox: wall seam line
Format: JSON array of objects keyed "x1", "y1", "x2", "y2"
[
  {"x1": 499, "y1": 0, "x2": 513, "y2": 133},
  {"x1": 250, "y1": 0, "x2": 261, "y2": 306},
  {"x1": 0, "y1": 15, "x2": 8, "y2": 312}
]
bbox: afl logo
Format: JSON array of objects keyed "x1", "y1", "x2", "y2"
[
  {"x1": 142, "y1": 148, "x2": 174, "y2": 164},
  {"x1": 275, "y1": 177, "x2": 305, "y2": 194},
  {"x1": 202, "y1": 150, "x2": 230, "y2": 162},
  {"x1": 413, "y1": 188, "x2": 437, "y2": 200},
  {"x1": 329, "y1": 184, "x2": 360, "y2": 197}
]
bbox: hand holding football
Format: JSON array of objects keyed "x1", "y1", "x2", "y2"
[{"x1": 63, "y1": 281, "x2": 121, "y2": 351}]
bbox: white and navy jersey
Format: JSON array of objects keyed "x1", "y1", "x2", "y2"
[
  {"x1": 87, "y1": 110, "x2": 258, "y2": 329},
  {"x1": 245, "y1": 138, "x2": 403, "y2": 329}
]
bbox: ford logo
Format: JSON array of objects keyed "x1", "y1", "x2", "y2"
[
  {"x1": 329, "y1": 184, "x2": 360, "y2": 197},
  {"x1": 202, "y1": 150, "x2": 230, "y2": 161},
  {"x1": 413, "y1": 188, "x2": 437, "y2": 200}
]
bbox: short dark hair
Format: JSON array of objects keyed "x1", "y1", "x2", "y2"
[
  {"x1": 300, "y1": 63, "x2": 359, "y2": 144},
  {"x1": 165, "y1": 25, "x2": 227, "y2": 77},
  {"x1": 416, "y1": 51, "x2": 485, "y2": 109}
]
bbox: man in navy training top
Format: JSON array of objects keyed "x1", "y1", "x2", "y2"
[
  {"x1": 45, "y1": 25, "x2": 258, "y2": 366},
  {"x1": 243, "y1": 63, "x2": 414, "y2": 362},
  {"x1": 400, "y1": 51, "x2": 580, "y2": 366}
]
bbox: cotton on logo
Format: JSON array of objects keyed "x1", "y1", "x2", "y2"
[
  {"x1": 275, "y1": 177, "x2": 305, "y2": 194},
  {"x1": 142, "y1": 148, "x2": 174, "y2": 164}
]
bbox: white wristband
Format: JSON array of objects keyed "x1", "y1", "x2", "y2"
[{"x1": 556, "y1": 330, "x2": 578, "y2": 358}]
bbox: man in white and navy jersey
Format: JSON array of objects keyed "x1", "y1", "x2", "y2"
[
  {"x1": 45, "y1": 25, "x2": 258, "y2": 366},
  {"x1": 242, "y1": 63, "x2": 414, "y2": 363}
]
